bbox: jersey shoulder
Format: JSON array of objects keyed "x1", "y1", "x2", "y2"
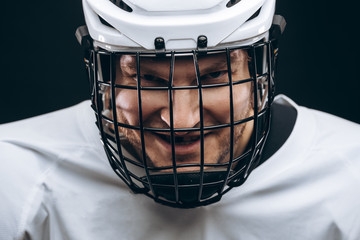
[{"x1": 0, "y1": 100, "x2": 102, "y2": 239}]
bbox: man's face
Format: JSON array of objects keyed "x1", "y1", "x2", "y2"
[{"x1": 111, "y1": 49, "x2": 254, "y2": 172}]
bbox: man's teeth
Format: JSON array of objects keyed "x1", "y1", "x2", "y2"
[
  {"x1": 157, "y1": 134, "x2": 201, "y2": 144},
  {"x1": 181, "y1": 136, "x2": 200, "y2": 142}
]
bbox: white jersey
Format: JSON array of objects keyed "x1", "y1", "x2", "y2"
[{"x1": 1, "y1": 95, "x2": 360, "y2": 240}]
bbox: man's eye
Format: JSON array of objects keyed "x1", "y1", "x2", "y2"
[
  {"x1": 200, "y1": 71, "x2": 228, "y2": 83},
  {"x1": 143, "y1": 74, "x2": 157, "y2": 81},
  {"x1": 208, "y1": 71, "x2": 225, "y2": 78}
]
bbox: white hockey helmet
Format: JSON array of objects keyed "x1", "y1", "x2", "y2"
[
  {"x1": 80, "y1": 0, "x2": 284, "y2": 50},
  {"x1": 76, "y1": 0, "x2": 286, "y2": 208}
]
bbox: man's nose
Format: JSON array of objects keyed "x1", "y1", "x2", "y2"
[{"x1": 160, "y1": 90, "x2": 200, "y2": 132}]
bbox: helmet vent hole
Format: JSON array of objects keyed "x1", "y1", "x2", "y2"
[
  {"x1": 110, "y1": 0, "x2": 133, "y2": 13},
  {"x1": 99, "y1": 16, "x2": 115, "y2": 29},
  {"x1": 245, "y1": 7, "x2": 261, "y2": 22},
  {"x1": 226, "y1": 0, "x2": 241, "y2": 8}
]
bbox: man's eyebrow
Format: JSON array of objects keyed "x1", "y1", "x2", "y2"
[
  {"x1": 134, "y1": 61, "x2": 171, "y2": 80},
  {"x1": 202, "y1": 51, "x2": 249, "y2": 73},
  {"x1": 199, "y1": 59, "x2": 228, "y2": 74},
  {"x1": 140, "y1": 66, "x2": 169, "y2": 79}
]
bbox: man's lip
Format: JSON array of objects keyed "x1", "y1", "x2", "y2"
[
  {"x1": 151, "y1": 132, "x2": 211, "y2": 155},
  {"x1": 152, "y1": 131, "x2": 212, "y2": 137}
]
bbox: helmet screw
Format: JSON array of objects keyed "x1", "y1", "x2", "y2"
[
  {"x1": 154, "y1": 37, "x2": 165, "y2": 50},
  {"x1": 197, "y1": 35, "x2": 208, "y2": 48}
]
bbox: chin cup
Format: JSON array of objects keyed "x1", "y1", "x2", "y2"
[{"x1": 141, "y1": 171, "x2": 230, "y2": 206}]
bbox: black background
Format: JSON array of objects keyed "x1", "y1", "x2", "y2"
[{"x1": 0, "y1": 0, "x2": 359, "y2": 124}]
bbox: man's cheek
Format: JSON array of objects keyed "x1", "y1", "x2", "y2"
[
  {"x1": 233, "y1": 85, "x2": 252, "y2": 116},
  {"x1": 203, "y1": 88, "x2": 238, "y2": 124},
  {"x1": 115, "y1": 90, "x2": 139, "y2": 125},
  {"x1": 116, "y1": 90, "x2": 138, "y2": 111},
  {"x1": 115, "y1": 90, "x2": 168, "y2": 125}
]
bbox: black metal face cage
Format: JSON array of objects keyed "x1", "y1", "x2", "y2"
[{"x1": 82, "y1": 39, "x2": 280, "y2": 208}]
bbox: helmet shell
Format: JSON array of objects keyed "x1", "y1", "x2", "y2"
[{"x1": 83, "y1": 0, "x2": 275, "y2": 50}]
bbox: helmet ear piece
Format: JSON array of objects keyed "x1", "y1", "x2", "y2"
[
  {"x1": 270, "y1": 15, "x2": 287, "y2": 41},
  {"x1": 75, "y1": 25, "x2": 93, "y2": 71},
  {"x1": 75, "y1": 25, "x2": 93, "y2": 50},
  {"x1": 266, "y1": 15, "x2": 286, "y2": 104},
  {"x1": 75, "y1": 26, "x2": 97, "y2": 103}
]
